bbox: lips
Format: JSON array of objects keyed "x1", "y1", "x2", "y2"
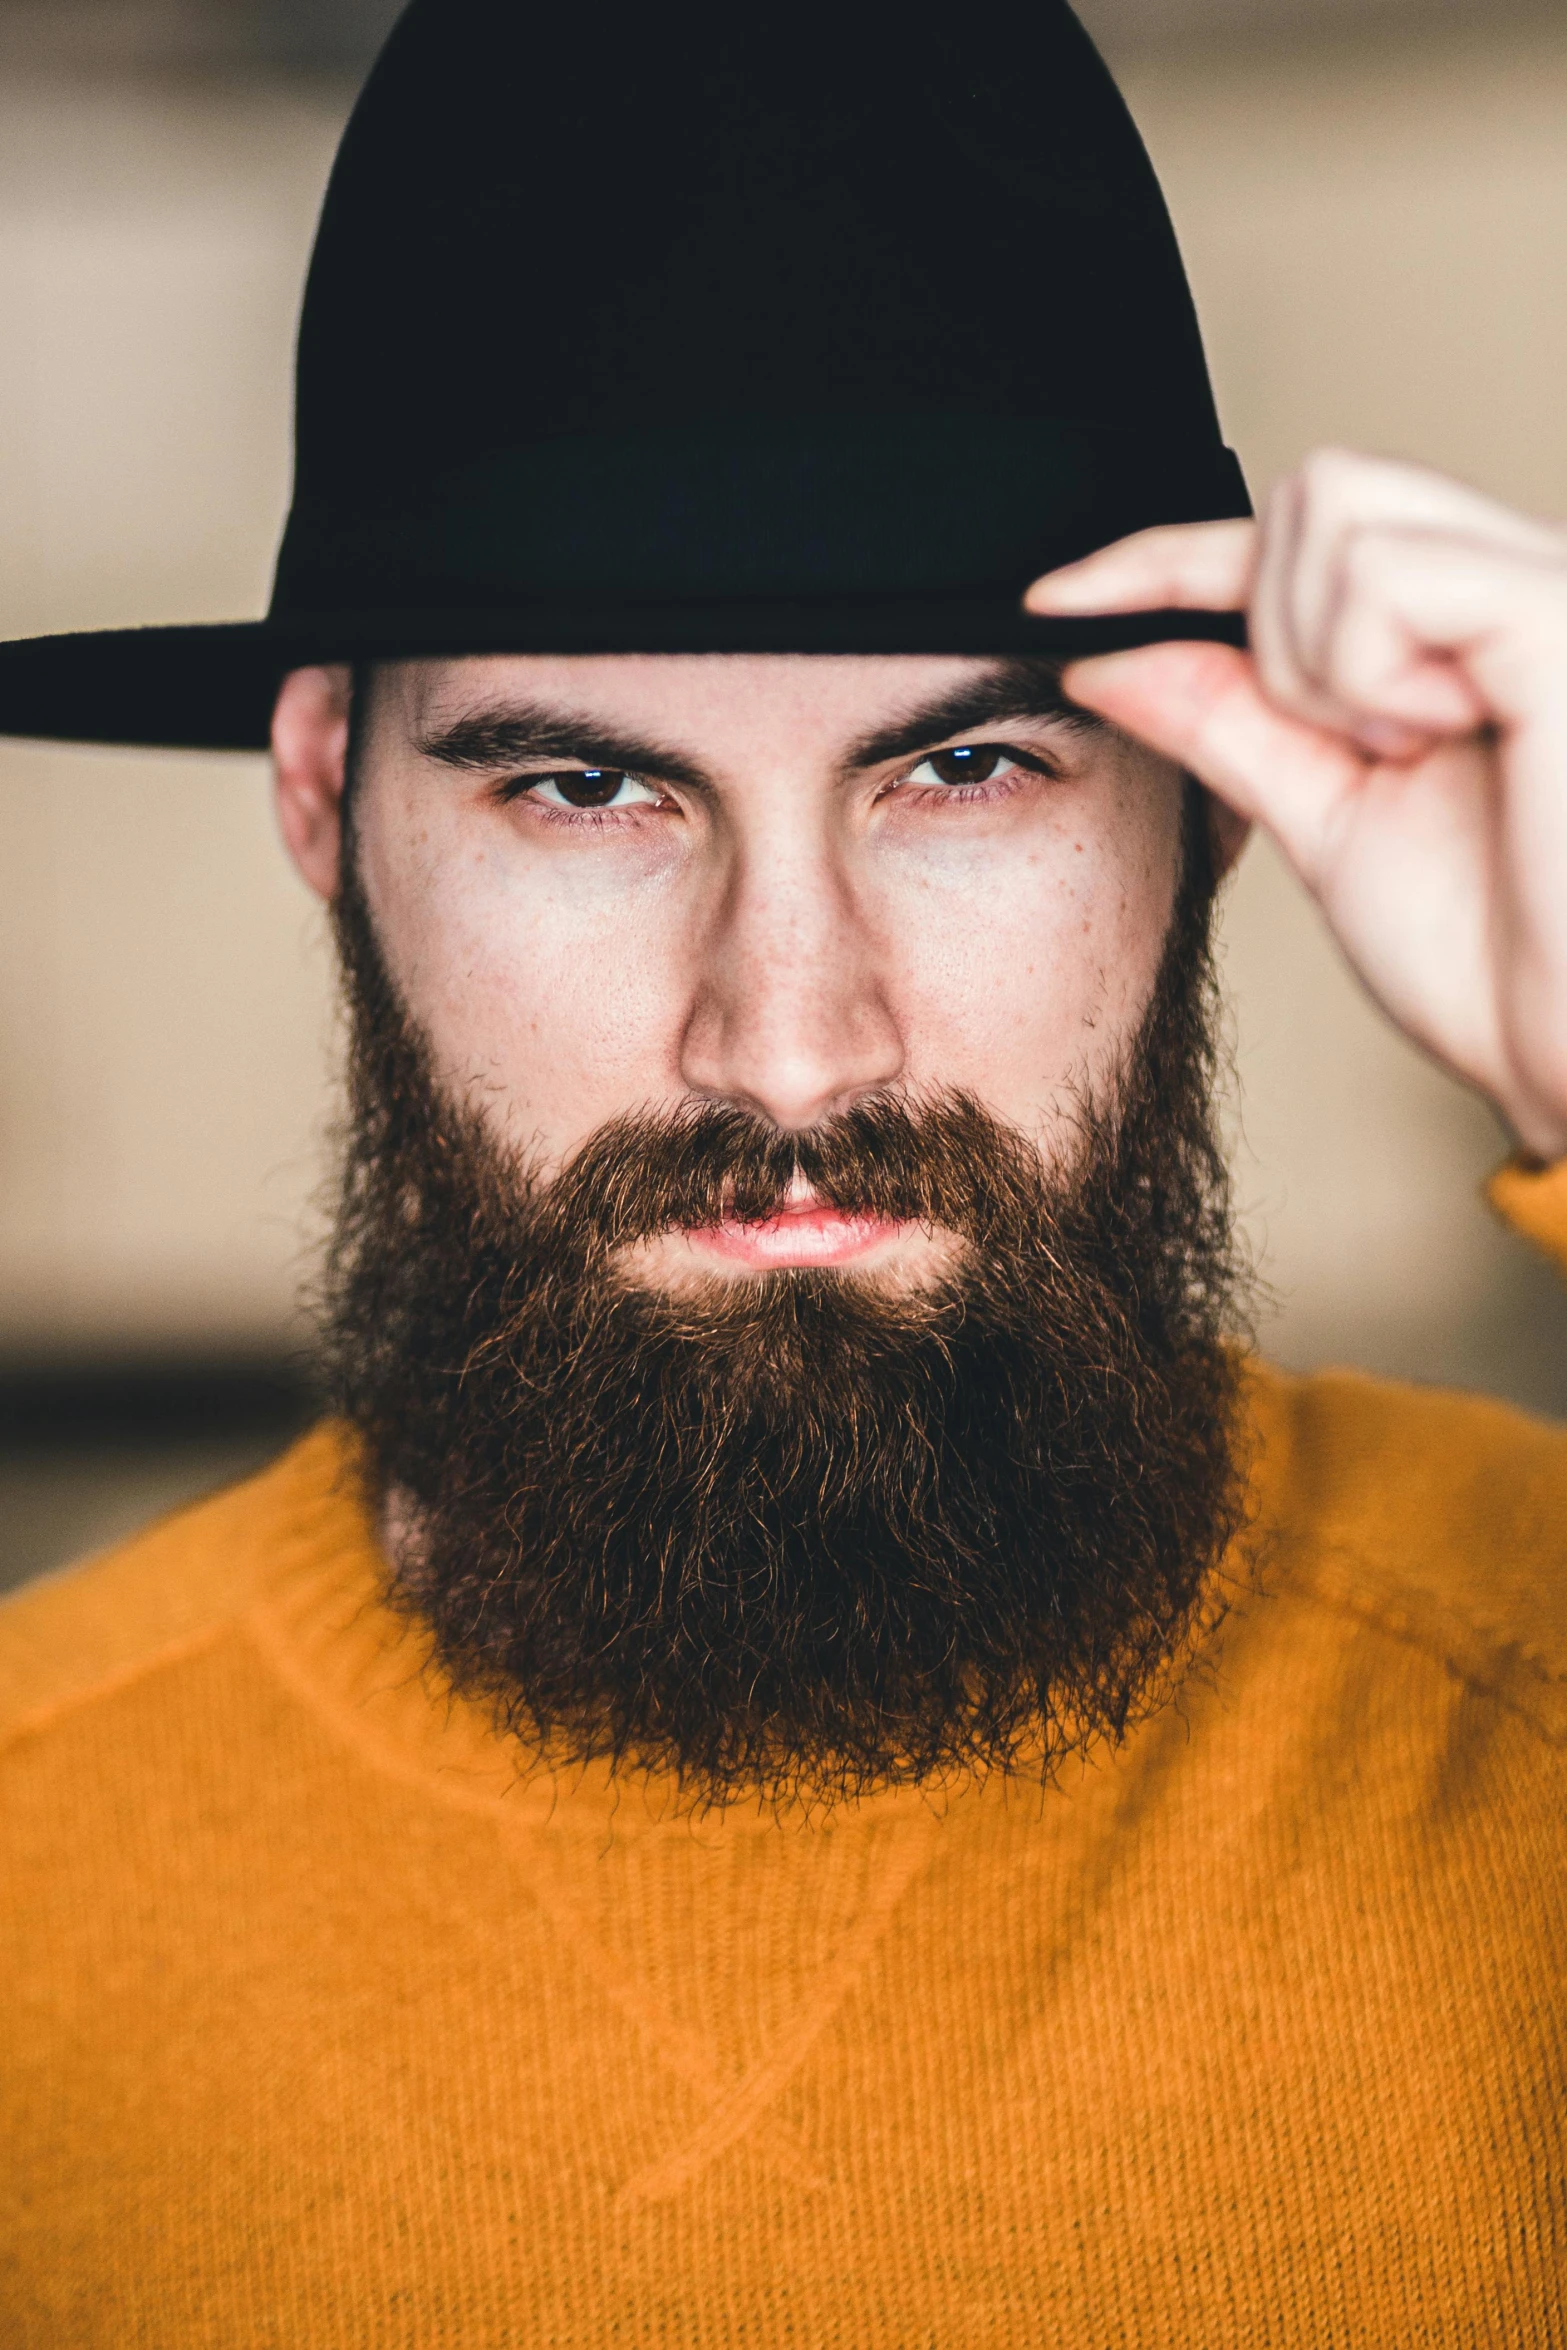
[{"x1": 682, "y1": 1204, "x2": 912, "y2": 1270}]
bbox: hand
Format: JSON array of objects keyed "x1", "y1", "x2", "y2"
[{"x1": 1026, "y1": 449, "x2": 1567, "y2": 1161}]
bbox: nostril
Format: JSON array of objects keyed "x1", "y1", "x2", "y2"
[{"x1": 678, "y1": 987, "x2": 905, "y2": 1132}]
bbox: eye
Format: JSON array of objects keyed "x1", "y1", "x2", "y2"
[
  {"x1": 522, "y1": 768, "x2": 663, "y2": 812},
  {"x1": 903, "y1": 743, "x2": 1042, "y2": 791}
]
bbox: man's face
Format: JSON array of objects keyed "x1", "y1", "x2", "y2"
[
  {"x1": 274, "y1": 651, "x2": 1242, "y2": 1806},
  {"x1": 317, "y1": 652, "x2": 1186, "y2": 1272}
]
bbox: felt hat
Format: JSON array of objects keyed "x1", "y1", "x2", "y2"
[{"x1": 0, "y1": 0, "x2": 1250, "y2": 752}]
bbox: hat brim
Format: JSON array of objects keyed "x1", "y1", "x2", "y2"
[{"x1": 0, "y1": 599, "x2": 1247, "y2": 754}]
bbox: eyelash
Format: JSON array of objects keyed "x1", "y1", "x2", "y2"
[
  {"x1": 891, "y1": 744, "x2": 1056, "y2": 805},
  {"x1": 491, "y1": 771, "x2": 669, "y2": 825},
  {"x1": 492, "y1": 741, "x2": 1057, "y2": 827}
]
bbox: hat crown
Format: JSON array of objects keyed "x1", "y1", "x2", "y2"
[
  {"x1": 291, "y1": 0, "x2": 1224, "y2": 514},
  {"x1": 0, "y1": 0, "x2": 1253, "y2": 753}
]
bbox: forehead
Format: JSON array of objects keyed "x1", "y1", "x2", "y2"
[{"x1": 372, "y1": 652, "x2": 1046, "y2": 762}]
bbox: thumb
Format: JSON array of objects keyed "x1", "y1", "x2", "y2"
[{"x1": 1064, "y1": 641, "x2": 1365, "y2": 884}]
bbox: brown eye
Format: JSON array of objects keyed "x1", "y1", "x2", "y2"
[
  {"x1": 526, "y1": 768, "x2": 660, "y2": 812},
  {"x1": 922, "y1": 745, "x2": 1009, "y2": 787},
  {"x1": 552, "y1": 768, "x2": 625, "y2": 807}
]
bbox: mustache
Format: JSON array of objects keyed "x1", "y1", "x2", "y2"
[{"x1": 511, "y1": 1090, "x2": 1088, "y2": 1261}]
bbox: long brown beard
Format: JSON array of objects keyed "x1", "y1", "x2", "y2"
[{"x1": 319, "y1": 799, "x2": 1249, "y2": 1808}]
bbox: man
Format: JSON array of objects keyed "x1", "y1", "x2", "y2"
[{"x1": 2, "y1": 2, "x2": 1563, "y2": 2341}]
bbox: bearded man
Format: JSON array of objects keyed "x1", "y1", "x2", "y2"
[{"x1": 1, "y1": 2, "x2": 1564, "y2": 2342}]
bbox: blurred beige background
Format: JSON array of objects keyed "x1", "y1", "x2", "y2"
[{"x1": 1, "y1": 0, "x2": 1564, "y2": 1579}]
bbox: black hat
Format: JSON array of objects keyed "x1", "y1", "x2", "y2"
[{"x1": 0, "y1": 0, "x2": 1250, "y2": 752}]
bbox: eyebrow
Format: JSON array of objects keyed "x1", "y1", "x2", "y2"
[
  {"x1": 841, "y1": 658, "x2": 1103, "y2": 774},
  {"x1": 414, "y1": 705, "x2": 713, "y2": 792},
  {"x1": 413, "y1": 657, "x2": 1101, "y2": 789}
]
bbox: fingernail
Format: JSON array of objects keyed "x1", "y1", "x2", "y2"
[{"x1": 1023, "y1": 568, "x2": 1092, "y2": 612}]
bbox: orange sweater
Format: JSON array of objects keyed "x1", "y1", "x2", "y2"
[{"x1": 4, "y1": 1168, "x2": 1566, "y2": 2347}]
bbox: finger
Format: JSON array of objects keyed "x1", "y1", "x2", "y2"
[
  {"x1": 1243, "y1": 467, "x2": 1555, "y2": 754},
  {"x1": 1318, "y1": 529, "x2": 1567, "y2": 737},
  {"x1": 1062, "y1": 641, "x2": 1364, "y2": 889},
  {"x1": 1279, "y1": 448, "x2": 1566, "y2": 693},
  {"x1": 1023, "y1": 518, "x2": 1257, "y2": 615},
  {"x1": 1248, "y1": 469, "x2": 1331, "y2": 730},
  {"x1": 1317, "y1": 538, "x2": 1492, "y2": 741},
  {"x1": 1249, "y1": 487, "x2": 1460, "y2": 759},
  {"x1": 1292, "y1": 449, "x2": 1567, "y2": 568}
]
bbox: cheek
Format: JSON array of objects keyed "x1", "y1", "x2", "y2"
[
  {"x1": 872, "y1": 796, "x2": 1180, "y2": 1135},
  {"x1": 355, "y1": 785, "x2": 691, "y2": 1163}
]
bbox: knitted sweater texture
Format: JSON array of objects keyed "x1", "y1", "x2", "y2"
[{"x1": 3, "y1": 1166, "x2": 1566, "y2": 2346}]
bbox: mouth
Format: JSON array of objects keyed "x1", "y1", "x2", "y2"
[
  {"x1": 681, "y1": 1203, "x2": 915, "y2": 1271},
  {"x1": 616, "y1": 1178, "x2": 963, "y2": 1292}
]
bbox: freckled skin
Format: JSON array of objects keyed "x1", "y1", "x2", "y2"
[{"x1": 275, "y1": 652, "x2": 1187, "y2": 1286}]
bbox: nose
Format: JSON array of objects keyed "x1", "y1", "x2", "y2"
[{"x1": 678, "y1": 814, "x2": 904, "y2": 1129}]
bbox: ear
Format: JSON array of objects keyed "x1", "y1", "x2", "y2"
[
  {"x1": 1205, "y1": 786, "x2": 1252, "y2": 883},
  {"x1": 272, "y1": 664, "x2": 355, "y2": 901}
]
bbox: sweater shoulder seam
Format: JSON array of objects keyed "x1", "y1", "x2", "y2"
[
  {"x1": 1282, "y1": 1544, "x2": 1567, "y2": 1747},
  {"x1": 0, "y1": 1618, "x2": 237, "y2": 1759}
]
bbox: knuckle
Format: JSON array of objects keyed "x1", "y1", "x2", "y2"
[
  {"x1": 1300, "y1": 445, "x2": 1429, "y2": 530},
  {"x1": 1298, "y1": 444, "x2": 1368, "y2": 505},
  {"x1": 1338, "y1": 524, "x2": 1397, "y2": 593}
]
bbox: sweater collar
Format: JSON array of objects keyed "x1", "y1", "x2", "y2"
[
  {"x1": 240, "y1": 1383, "x2": 1285, "y2": 1838},
  {"x1": 242, "y1": 1421, "x2": 969, "y2": 1840}
]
